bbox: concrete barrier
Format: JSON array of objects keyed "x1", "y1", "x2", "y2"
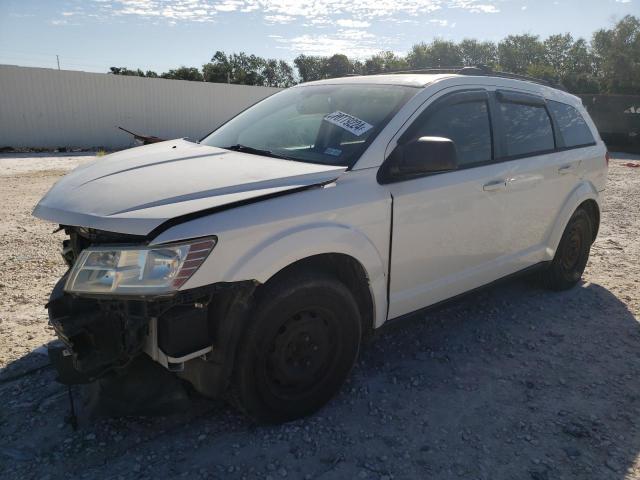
[{"x1": 0, "y1": 65, "x2": 280, "y2": 149}]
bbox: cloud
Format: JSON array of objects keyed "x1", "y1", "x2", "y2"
[
  {"x1": 90, "y1": 0, "x2": 502, "y2": 25},
  {"x1": 336, "y1": 19, "x2": 371, "y2": 28},
  {"x1": 470, "y1": 4, "x2": 499, "y2": 13},
  {"x1": 78, "y1": 0, "x2": 501, "y2": 55},
  {"x1": 103, "y1": 0, "x2": 219, "y2": 21},
  {"x1": 214, "y1": 1, "x2": 241, "y2": 12},
  {"x1": 429, "y1": 18, "x2": 449, "y2": 27},
  {"x1": 279, "y1": 33, "x2": 379, "y2": 57},
  {"x1": 264, "y1": 14, "x2": 295, "y2": 23}
]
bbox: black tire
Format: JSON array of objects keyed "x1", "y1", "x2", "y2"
[
  {"x1": 540, "y1": 208, "x2": 593, "y2": 291},
  {"x1": 229, "y1": 272, "x2": 362, "y2": 423}
]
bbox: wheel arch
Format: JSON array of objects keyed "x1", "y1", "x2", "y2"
[
  {"x1": 578, "y1": 198, "x2": 600, "y2": 243},
  {"x1": 547, "y1": 181, "x2": 601, "y2": 256},
  {"x1": 223, "y1": 224, "x2": 388, "y2": 330},
  {"x1": 261, "y1": 253, "x2": 376, "y2": 339}
]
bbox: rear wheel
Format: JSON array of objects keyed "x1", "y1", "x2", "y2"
[
  {"x1": 229, "y1": 272, "x2": 361, "y2": 423},
  {"x1": 540, "y1": 208, "x2": 593, "y2": 291}
]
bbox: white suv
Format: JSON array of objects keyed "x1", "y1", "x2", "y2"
[{"x1": 34, "y1": 70, "x2": 608, "y2": 422}]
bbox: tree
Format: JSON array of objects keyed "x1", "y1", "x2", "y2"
[
  {"x1": 591, "y1": 15, "x2": 640, "y2": 94},
  {"x1": 293, "y1": 55, "x2": 326, "y2": 82},
  {"x1": 203, "y1": 51, "x2": 294, "y2": 86},
  {"x1": 109, "y1": 66, "x2": 146, "y2": 76},
  {"x1": 407, "y1": 40, "x2": 462, "y2": 68},
  {"x1": 202, "y1": 51, "x2": 232, "y2": 83},
  {"x1": 497, "y1": 34, "x2": 545, "y2": 74},
  {"x1": 325, "y1": 54, "x2": 352, "y2": 78},
  {"x1": 364, "y1": 51, "x2": 408, "y2": 74},
  {"x1": 459, "y1": 39, "x2": 498, "y2": 67},
  {"x1": 263, "y1": 59, "x2": 295, "y2": 87},
  {"x1": 161, "y1": 67, "x2": 204, "y2": 81},
  {"x1": 565, "y1": 39, "x2": 594, "y2": 75},
  {"x1": 542, "y1": 36, "x2": 596, "y2": 92},
  {"x1": 226, "y1": 52, "x2": 267, "y2": 85},
  {"x1": 543, "y1": 34, "x2": 574, "y2": 76},
  {"x1": 526, "y1": 64, "x2": 560, "y2": 84}
]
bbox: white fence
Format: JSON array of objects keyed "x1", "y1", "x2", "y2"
[{"x1": 0, "y1": 65, "x2": 280, "y2": 149}]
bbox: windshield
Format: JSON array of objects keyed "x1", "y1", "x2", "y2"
[{"x1": 201, "y1": 84, "x2": 418, "y2": 167}]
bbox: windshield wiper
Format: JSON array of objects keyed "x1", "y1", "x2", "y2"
[{"x1": 223, "y1": 144, "x2": 293, "y2": 160}]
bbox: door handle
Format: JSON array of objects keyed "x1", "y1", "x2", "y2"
[
  {"x1": 558, "y1": 164, "x2": 575, "y2": 175},
  {"x1": 483, "y1": 180, "x2": 506, "y2": 192}
]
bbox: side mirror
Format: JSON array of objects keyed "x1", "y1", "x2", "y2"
[{"x1": 396, "y1": 136, "x2": 458, "y2": 176}]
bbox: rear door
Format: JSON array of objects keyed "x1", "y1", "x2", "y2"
[
  {"x1": 492, "y1": 91, "x2": 592, "y2": 268},
  {"x1": 383, "y1": 89, "x2": 513, "y2": 319}
]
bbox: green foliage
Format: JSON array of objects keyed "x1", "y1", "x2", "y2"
[
  {"x1": 293, "y1": 53, "x2": 362, "y2": 81},
  {"x1": 202, "y1": 51, "x2": 294, "y2": 87},
  {"x1": 459, "y1": 39, "x2": 498, "y2": 67},
  {"x1": 161, "y1": 67, "x2": 203, "y2": 81},
  {"x1": 293, "y1": 54, "x2": 326, "y2": 82},
  {"x1": 364, "y1": 51, "x2": 408, "y2": 74},
  {"x1": 109, "y1": 67, "x2": 146, "y2": 76},
  {"x1": 591, "y1": 15, "x2": 640, "y2": 95},
  {"x1": 407, "y1": 40, "x2": 462, "y2": 68},
  {"x1": 108, "y1": 16, "x2": 640, "y2": 94},
  {"x1": 498, "y1": 34, "x2": 546, "y2": 74}
]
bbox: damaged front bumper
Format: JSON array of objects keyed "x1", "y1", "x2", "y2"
[{"x1": 46, "y1": 274, "x2": 255, "y2": 397}]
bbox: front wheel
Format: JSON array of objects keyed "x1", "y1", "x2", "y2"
[
  {"x1": 229, "y1": 272, "x2": 362, "y2": 423},
  {"x1": 540, "y1": 208, "x2": 593, "y2": 291}
]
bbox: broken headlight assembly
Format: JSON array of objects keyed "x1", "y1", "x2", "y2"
[{"x1": 64, "y1": 237, "x2": 216, "y2": 295}]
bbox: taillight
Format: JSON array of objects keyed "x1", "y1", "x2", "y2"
[{"x1": 605, "y1": 151, "x2": 610, "y2": 166}]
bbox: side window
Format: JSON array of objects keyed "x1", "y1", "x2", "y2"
[
  {"x1": 499, "y1": 102, "x2": 555, "y2": 157},
  {"x1": 548, "y1": 100, "x2": 595, "y2": 148},
  {"x1": 411, "y1": 99, "x2": 492, "y2": 168}
]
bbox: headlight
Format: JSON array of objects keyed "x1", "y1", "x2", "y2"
[{"x1": 65, "y1": 237, "x2": 216, "y2": 295}]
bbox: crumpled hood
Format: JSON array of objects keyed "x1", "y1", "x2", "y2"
[{"x1": 33, "y1": 139, "x2": 346, "y2": 236}]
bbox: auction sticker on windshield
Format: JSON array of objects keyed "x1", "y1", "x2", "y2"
[{"x1": 323, "y1": 111, "x2": 373, "y2": 137}]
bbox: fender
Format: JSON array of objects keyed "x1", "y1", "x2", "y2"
[
  {"x1": 223, "y1": 223, "x2": 388, "y2": 328},
  {"x1": 544, "y1": 180, "x2": 600, "y2": 259}
]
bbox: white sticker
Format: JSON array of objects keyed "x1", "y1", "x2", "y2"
[{"x1": 323, "y1": 111, "x2": 373, "y2": 137}]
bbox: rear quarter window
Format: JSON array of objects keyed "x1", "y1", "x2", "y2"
[{"x1": 548, "y1": 100, "x2": 596, "y2": 148}]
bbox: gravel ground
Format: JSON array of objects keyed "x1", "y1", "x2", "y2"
[{"x1": 0, "y1": 153, "x2": 639, "y2": 480}]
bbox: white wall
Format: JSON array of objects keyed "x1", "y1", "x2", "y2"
[{"x1": 0, "y1": 65, "x2": 280, "y2": 149}]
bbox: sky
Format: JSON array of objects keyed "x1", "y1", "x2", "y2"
[{"x1": 0, "y1": 0, "x2": 637, "y2": 74}]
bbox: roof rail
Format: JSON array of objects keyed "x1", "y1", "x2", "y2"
[{"x1": 384, "y1": 65, "x2": 566, "y2": 91}]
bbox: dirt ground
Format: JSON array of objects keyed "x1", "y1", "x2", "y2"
[{"x1": 0, "y1": 152, "x2": 639, "y2": 480}]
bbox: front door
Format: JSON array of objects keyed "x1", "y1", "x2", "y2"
[{"x1": 384, "y1": 89, "x2": 512, "y2": 319}]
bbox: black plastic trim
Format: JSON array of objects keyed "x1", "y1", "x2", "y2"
[
  {"x1": 555, "y1": 142, "x2": 598, "y2": 152},
  {"x1": 496, "y1": 89, "x2": 546, "y2": 106},
  {"x1": 385, "y1": 193, "x2": 394, "y2": 320}
]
